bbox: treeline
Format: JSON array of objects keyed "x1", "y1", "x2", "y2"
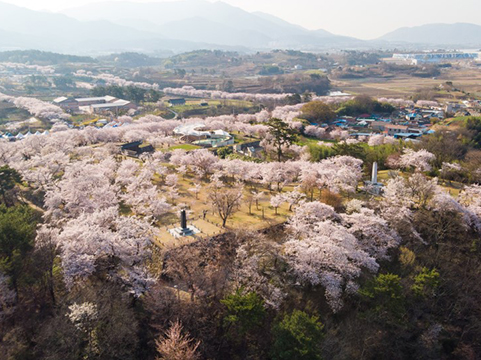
[
  {"x1": 336, "y1": 95, "x2": 395, "y2": 116},
  {"x1": 333, "y1": 63, "x2": 441, "y2": 80},
  {"x1": 260, "y1": 73, "x2": 330, "y2": 96},
  {"x1": 307, "y1": 115, "x2": 481, "y2": 184},
  {"x1": 298, "y1": 95, "x2": 396, "y2": 124},
  {"x1": 0, "y1": 50, "x2": 96, "y2": 65},
  {"x1": 418, "y1": 116, "x2": 481, "y2": 182},
  {"x1": 97, "y1": 52, "x2": 163, "y2": 68},
  {"x1": 3, "y1": 177, "x2": 480, "y2": 360},
  {"x1": 308, "y1": 141, "x2": 403, "y2": 171},
  {"x1": 91, "y1": 85, "x2": 163, "y2": 103}
]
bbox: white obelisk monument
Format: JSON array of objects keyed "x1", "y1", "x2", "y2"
[{"x1": 372, "y1": 162, "x2": 378, "y2": 184}]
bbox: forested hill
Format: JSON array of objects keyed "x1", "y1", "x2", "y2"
[{"x1": 0, "y1": 50, "x2": 97, "y2": 65}]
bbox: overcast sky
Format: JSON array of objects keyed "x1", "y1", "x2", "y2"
[{"x1": 2, "y1": 0, "x2": 481, "y2": 39}]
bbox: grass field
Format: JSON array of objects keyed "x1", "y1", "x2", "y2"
[
  {"x1": 296, "y1": 135, "x2": 323, "y2": 146},
  {"x1": 165, "y1": 144, "x2": 203, "y2": 151},
  {"x1": 153, "y1": 173, "x2": 292, "y2": 246},
  {"x1": 168, "y1": 99, "x2": 253, "y2": 112},
  {"x1": 151, "y1": 165, "x2": 467, "y2": 247}
]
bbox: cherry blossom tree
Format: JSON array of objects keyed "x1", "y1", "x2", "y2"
[
  {"x1": 123, "y1": 184, "x2": 170, "y2": 219},
  {"x1": 44, "y1": 159, "x2": 120, "y2": 222},
  {"x1": 116, "y1": 159, "x2": 141, "y2": 186},
  {"x1": 232, "y1": 234, "x2": 286, "y2": 309},
  {"x1": 165, "y1": 174, "x2": 179, "y2": 188},
  {"x1": 189, "y1": 184, "x2": 202, "y2": 200},
  {"x1": 56, "y1": 208, "x2": 156, "y2": 294},
  {"x1": 440, "y1": 162, "x2": 463, "y2": 182},
  {"x1": 304, "y1": 125, "x2": 327, "y2": 139},
  {"x1": 342, "y1": 207, "x2": 401, "y2": 260},
  {"x1": 317, "y1": 156, "x2": 363, "y2": 194},
  {"x1": 181, "y1": 149, "x2": 218, "y2": 178},
  {"x1": 284, "y1": 200, "x2": 403, "y2": 311},
  {"x1": 405, "y1": 172, "x2": 438, "y2": 208},
  {"x1": 287, "y1": 200, "x2": 339, "y2": 237},
  {"x1": 399, "y1": 149, "x2": 436, "y2": 172},
  {"x1": 298, "y1": 163, "x2": 319, "y2": 200},
  {"x1": 75, "y1": 71, "x2": 160, "y2": 90},
  {"x1": 458, "y1": 184, "x2": 481, "y2": 232},
  {"x1": 270, "y1": 194, "x2": 284, "y2": 215},
  {"x1": 283, "y1": 190, "x2": 306, "y2": 211},
  {"x1": 368, "y1": 134, "x2": 387, "y2": 147},
  {"x1": 284, "y1": 219, "x2": 378, "y2": 312},
  {"x1": 428, "y1": 191, "x2": 475, "y2": 232},
  {"x1": 163, "y1": 85, "x2": 292, "y2": 103},
  {"x1": 262, "y1": 162, "x2": 298, "y2": 192}
]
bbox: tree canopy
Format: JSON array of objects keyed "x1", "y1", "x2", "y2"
[
  {"x1": 271, "y1": 310, "x2": 324, "y2": 360},
  {"x1": 267, "y1": 118, "x2": 299, "y2": 162},
  {"x1": 301, "y1": 101, "x2": 336, "y2": 124}
]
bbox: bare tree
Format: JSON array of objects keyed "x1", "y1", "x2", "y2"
[
  {"x1": 208, "y1": 182, "x2": 243, "y2": 227},
  {"x1": 245, "y1": 192, "x2": 254, "y2": 215},
  {"x1": 156, "y1": 320, "x2": 201, "y2": 360}
]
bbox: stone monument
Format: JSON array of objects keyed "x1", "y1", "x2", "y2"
[
  {"x1": 180, "y1": 209, "x2": 187, "y2": 229},
  {"x1": 372, "y1": 161, "x2": 378, "y2": 184},
  {"x1": 169, "y1": 210, "x2": 201, "y2": 238},
  {"x1": 364, "y1": 161, "x2": 383, "y2": 195}
]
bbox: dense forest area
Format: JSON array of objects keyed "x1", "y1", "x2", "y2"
[
  {"x1": 0, "y1": 112, "x2": 480, "y2": 359},
  {"x1": 0, "y1": 50, "x2": 96, "y2": 65}
]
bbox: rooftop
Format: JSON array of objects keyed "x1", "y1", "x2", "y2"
[
  {"x1": 385, "y1": 124, "x2": 409, "y2": 129},
  {"x1": 91, "y1": 100, "x2": 131, "y2": 109},
  {"x1": 174, "y1": 123, "x2": 230, "y2": 138},
  {"x1": 53, "y1": 96, "x2": 69, "y2": 103},
  {"x1": 76, "y1": 96, "x2": 117, "y2": 103}
]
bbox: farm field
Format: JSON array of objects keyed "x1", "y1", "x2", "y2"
[
  {"x1": 166, "y1": 98, "x2": 257, "y2": 117},
  {"x1": 333, "y1": 67, "x2": 481, "y2": 99},
  {"x1": 0, "y1": 101, "x2": 32, "y2": 126}
]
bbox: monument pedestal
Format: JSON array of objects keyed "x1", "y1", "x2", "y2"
[
  {"x1": 168, "y1": 209, "x2": 201, "y2": 238},
  {"x1": 364, "y1": 181, "x2": 384, "y2": 195},
  {"x1": 169, "y1": 225, "x2": 201, "y2": 238}
]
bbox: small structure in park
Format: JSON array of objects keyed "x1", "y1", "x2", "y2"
[
  {"x1": 234, "y1": 141, "x2": 263, "y2": 158},
  {"x1": 173, "y1": 123, "x2": 234, "y2": 148},
  {"x1": 364, "y1": 162, "x2": 384, "y2": 195},
  {"x1": 169, "y1": 210, "x2": 201, "y2": 238},
  {"x1": 168, "y1": 98, "x2": 186, "y2": 106},
  {"x1": 120, "y1": 141, "x2": 154, "y2": 157},
  {"x1": 54, "y1": 96, "x2": 136, "y2": 114}
]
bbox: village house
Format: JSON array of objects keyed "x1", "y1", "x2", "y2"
[
  {"x1": 385, "y1": 124, "x2": 409, "y2": 136},
  {"x1": 168, "y1": 98, "x2": 186, "y2": 106},
  {"x1": 120, "y1": 141, "x2": 154, "y2": 157},
  {"x1": 53, "y1": 95, "x2": 135, "y2": 114},
  {"x1": 53, "y1": 97, "x2": 80, "y2": 112},
  {"x1": 234, "y1": 141, "x2": 263, "y2": 158},
  {"x1": 89, "y1": 99, "x2": 136, "y2": 114},
  {"x1": 370, "y1": 121, "x2": 389, "y2": 132},
  {"x1": 405, "y1": 112, "x2": 422, "y2": 122}
]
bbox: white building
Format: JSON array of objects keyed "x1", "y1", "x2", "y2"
[{"x1": 174, "y1": 123, "x2": 234, "y2": 148}]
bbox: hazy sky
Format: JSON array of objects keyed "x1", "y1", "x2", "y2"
[{"x1": 2, "y1": 0, "x2": 481, "y2": 39}]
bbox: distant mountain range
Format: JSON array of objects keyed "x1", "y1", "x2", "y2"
[
  {"x1": 60, "y1": 0, "x2": 366, "y2": 51},
  {"x1": 0, "y1": 0, "x2": 480, "y2": 55},
  {"x1": 379, "y1": 23, "x2": 481, "y2": 47}
]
